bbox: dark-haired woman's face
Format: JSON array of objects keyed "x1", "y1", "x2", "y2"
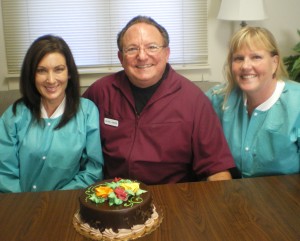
[{"x1": 35, "y1": 52, "x2": 68, "y2": 108}]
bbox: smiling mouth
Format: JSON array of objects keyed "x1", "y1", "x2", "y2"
[
  {"x1": 241, "y1": 74, "x2": 257, "y2": 79},
  {"x1": 136, "y1": 64, "x2": 153, "y2": 69},
  {"x1": 45, "y1": 86, "x2": 58, "y2": 92}
]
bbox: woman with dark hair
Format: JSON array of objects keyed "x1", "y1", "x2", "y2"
[{"x1": 0, "y1": 34, "x2": 104, "y2": 192}]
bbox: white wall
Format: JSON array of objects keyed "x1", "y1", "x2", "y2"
[
  {"x1": 0, "y1": 6, "x2": 7, "y2": 91},
  {"x1": 210, "y1": 0, "x2": 300, "y2": 83},
  {"x1": 0, "y1": 0, "x2": 299, "y2": 91}
]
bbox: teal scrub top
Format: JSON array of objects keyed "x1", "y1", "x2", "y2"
[
  {"x1": 0, "y1": 98, "x2": 104, "y2": 192},
  {"x1": 206, "y1": 81, "x2": 300, "y2": 177}
]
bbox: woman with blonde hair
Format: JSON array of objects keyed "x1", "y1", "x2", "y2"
[{"x1": 207, "y1": 26, "x2": 300, "y2": 178}]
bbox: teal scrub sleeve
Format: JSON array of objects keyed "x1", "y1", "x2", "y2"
[
  {"x1": 0, "y1": 106, "x2": 22, "y2": 192},
  {"x1": 205, "y1": 84, "x2": 226, "y2": 118},
  {"x1": 60, "y1": 100, "x2": 104, "y2": 190}
]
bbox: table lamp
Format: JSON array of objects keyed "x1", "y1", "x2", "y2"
[{"x1": 217, "y1": 0, "x2": 267, "y2": 27}]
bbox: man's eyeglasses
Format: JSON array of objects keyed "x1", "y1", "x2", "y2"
[{"x1": 122, "y1": 44, "x2": 166, "y2": 56}]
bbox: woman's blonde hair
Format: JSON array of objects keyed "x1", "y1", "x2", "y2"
[{"x1": 221, "y1": 26, "x2": 288, "y2": 108}]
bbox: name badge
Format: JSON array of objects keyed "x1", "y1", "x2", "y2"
[{"x1": 104, "y1": 118, "x2": 119, "y2": 127}]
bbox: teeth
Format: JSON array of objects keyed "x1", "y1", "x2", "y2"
[
  {"x1": 136, "y1": 64, "x2": 152, "y2": 69},
  {"x1": 242, "y1": 75, "x2": 256, "y2": 79},
  {"x1": 46, "y1": 86, "x2": 57, "y2": 92}
]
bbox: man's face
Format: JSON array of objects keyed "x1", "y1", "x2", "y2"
[{"x1": 118, "y1": 23, "x2": 170, "y2": 88}]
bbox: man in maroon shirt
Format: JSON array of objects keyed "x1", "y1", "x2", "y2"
[{"x1": 83, "y1": 15, "x2": 235, "y2": 184}]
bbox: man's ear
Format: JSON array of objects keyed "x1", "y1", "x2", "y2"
[{"x1": 118, "y1": 51, "x2": 124, "y2": 65}]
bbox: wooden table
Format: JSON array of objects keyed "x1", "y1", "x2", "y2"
[{"x1": 1, "y1": 175, "x2": 299, "y2": 241}]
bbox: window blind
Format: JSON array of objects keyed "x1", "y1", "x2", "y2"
[{"x1": 1, "y1": 0, "x2": 208, "y2": 74}]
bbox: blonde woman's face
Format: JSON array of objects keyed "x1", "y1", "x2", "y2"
[{"x1": 231, "y1": 45, "x2": 278, "y2": 96}]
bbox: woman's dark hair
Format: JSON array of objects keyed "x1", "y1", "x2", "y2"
[
  {"x1": 117, "y1": 15, "x2": 170, "y2": 51},
  {"x1": 13, "y1": 34, "x2": 80, "y2": 129}
]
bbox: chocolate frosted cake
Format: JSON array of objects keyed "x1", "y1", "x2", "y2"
[{"x1": 73, "y1": 178, "x2": 162, "y2": 240}]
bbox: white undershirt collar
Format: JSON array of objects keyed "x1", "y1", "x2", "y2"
[
  {"x1": 41, "y1": 96, "x2": 66, "y2": 119},
  {"x1": 244, "y1": 80, "x2": 285, "y2": 112}
]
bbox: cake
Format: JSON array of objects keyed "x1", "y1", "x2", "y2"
[{"x1": 73, "y1": 178, "x2": 162, "y2": 240}]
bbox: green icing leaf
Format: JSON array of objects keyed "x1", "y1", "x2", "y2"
[
  {"x1": 106, "y1": 182, "x2": 119, "y2": 189},
  {"x1": 108, "y1": 191, "x2": 116, "y2": 199},
  {"x1": 108, "y1": 196, "x2": 123, "y2": 206},
  {"x1": 126, "y1": 190, "x2": 135, "y2": 196},
  {"x1": 108, "y1": 192, "x2": 122, "y2": 206},
  {"x1": 136, "y1": 189, "x2": 147, "y2": 195},
  {"x1": 89, "y1": 193, "x2": 105, "y2": 204},
  {"x1": 114, "y1": 198, "x2": 123, "y2": 205}
]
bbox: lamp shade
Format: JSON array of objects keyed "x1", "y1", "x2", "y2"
[{"x1": 218, "y1": 0, "x2": 267, "y2": 21}]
